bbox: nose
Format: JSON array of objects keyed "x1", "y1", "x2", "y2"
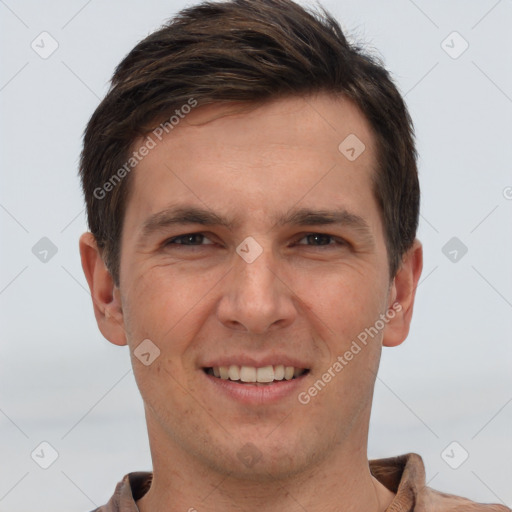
[{"x1": 216, "y1": 246, "x2": 297, "y2": 334}]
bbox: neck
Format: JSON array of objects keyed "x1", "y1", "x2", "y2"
[{"x1": 137, "y1": 413, "x2": 395, "y2": 512}]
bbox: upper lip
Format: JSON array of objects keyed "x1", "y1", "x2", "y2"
[{"x1": 201, "y1": 356, "x2": 309, "y2": 369}]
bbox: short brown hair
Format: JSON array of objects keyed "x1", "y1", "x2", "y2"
[{"x1": 79, "y1": 0, "x2": 419, "y2": 286}]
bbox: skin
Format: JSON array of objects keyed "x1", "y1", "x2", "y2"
[{"x1": 80, "y1": 93, "x2": 423, "y2": 512}]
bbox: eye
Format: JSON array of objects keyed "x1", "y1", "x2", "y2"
[
  {"x1": 164, "y1": 233, "x2": 214, "y2": 246},
  {"x1": 296, "y1": 233, "x2": 344, "y2": 247}
]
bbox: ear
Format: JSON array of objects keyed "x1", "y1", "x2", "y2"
[
  {"x1": 79, "y1": 232, "x2": 127, "y2": 346},
  {"x1": 382, "y1": 239, "x2": 423, "y2": 348}
]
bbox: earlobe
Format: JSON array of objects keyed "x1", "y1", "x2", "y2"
[
  {"x1": 79, "y1": 232, "x2": 127, "y2": 346},
  {"x1": 382, "y1": 239, "x2": 423, "y2": 348}
]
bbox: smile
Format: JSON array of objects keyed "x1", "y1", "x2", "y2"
[{"x1": 204, "y1": 365, "x2": 309, "y2": 384}]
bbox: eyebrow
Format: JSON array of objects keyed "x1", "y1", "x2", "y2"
[
  {"x1": 139, "y1": 206, "x2": 232, "y2": 241},
  {"x1": 138, "y1": 205, "x2": 374, "y2": 243}
]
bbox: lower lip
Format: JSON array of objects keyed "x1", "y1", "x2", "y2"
[{"x1": 202, "y1": 371, "x2": 308, "y2": 405}]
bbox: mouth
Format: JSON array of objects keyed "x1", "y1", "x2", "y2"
[{"x1": 203, "y1": 365, "x2": 310, "y2": 385}]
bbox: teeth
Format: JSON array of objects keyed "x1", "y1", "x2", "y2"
[
  {"x1": 240, "y1": 366, "x2": 256, "y2": 383},
  {"x1": 228, "y1": 365, "x2": 240, "y2": 381},
  {"x1": 256, "y1": 365, "x2": 274, "y2": 383},
  {"x1": 274, "y1": 365, "x2": 285, "y2": 380},
  {"x1": 209, "y1": 365, "x2": 305, "y2": 383}
]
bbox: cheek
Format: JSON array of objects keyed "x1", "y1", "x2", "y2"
[
  {"x1": 123, "y1": 267, "x2": 207, "y2": 403},
  {"x1": 124, "y1": 264, "x2": 216, "y2": 342},
  {"x1": 293, "y1": 263, "x2": 387, "y2": 338}
]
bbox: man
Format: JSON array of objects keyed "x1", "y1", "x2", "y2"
[{"x1": 78, "y1": 0, "x2": 510, "y2": 510}]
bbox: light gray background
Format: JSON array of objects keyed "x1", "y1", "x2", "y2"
[{"x1": 1, "y1": 0, "x2": 511, "y2": 510}]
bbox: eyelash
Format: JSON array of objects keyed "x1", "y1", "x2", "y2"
[{"x1": 163, "y1": 232, "x2": 347, "y2": 248}]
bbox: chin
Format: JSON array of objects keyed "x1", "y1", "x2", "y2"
[{"x1": 202, "y1": 429, "x2": 329, "y2": 481}]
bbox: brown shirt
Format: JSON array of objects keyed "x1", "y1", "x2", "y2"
[{"x1": 92, "y1": 453, "x2": 510, "y2": 512}]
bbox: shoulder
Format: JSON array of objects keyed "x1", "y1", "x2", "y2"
[
  {"x1": 369, "y1": 453, "x2": 510, "y2": 512},
  {"x1": 87, "y1": 471, "x2": 153, "y2": 511},
  {"x1": 418, "y1": 486, "x2": 511, "y2": 512}
]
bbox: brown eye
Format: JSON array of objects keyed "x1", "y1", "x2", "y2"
[
  {"x1": 296, "y1": 233, "x2": 343, "y2": 246},
  {"x1": 304, "y1": 234, "x2": 333, "y2": 246},
  {"x1": 165, "y1": 233, "x2": 213, "y2": 246}
]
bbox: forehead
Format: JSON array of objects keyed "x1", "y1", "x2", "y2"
[
  {"x1": 124, "y1": 94, "x2": 379, "y2": 232},
  {"x1": 151, "y1": 95, "x2": 375, "y2": 167}
]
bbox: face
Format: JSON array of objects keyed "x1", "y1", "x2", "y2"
[{"x1": 85, "y1": 94, "x2": 417, "y2": 480}]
